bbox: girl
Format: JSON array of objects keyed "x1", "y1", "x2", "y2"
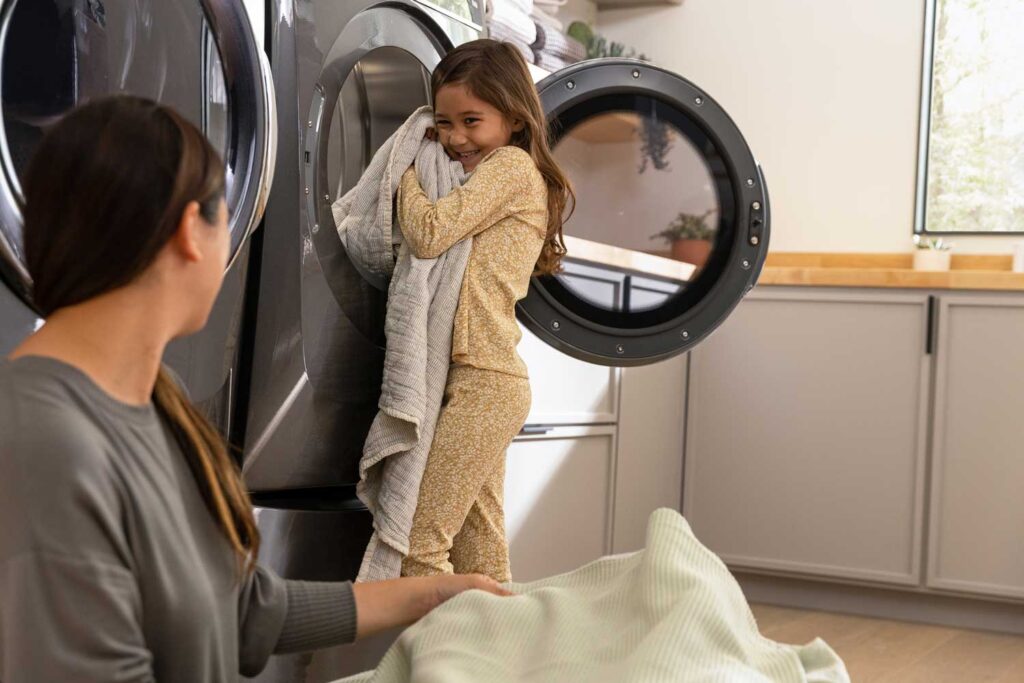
[
  {"x1": 0, "y1": 96, "x2": 507, "y2": 682},
  {"x1": 399, "y1": 39, "x2": 574, "y2": 581}
]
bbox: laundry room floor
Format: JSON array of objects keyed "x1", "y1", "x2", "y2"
[{"x1": 750, "y1": 603, "x2": 1024, "y2": 682}]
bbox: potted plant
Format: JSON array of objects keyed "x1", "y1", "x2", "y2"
[
  {"x1": 912, "y1": 234, "x2": 953, "y2": 271},
  {"x1": 651, "y1": 209, "x2": 716, "y2": 266}
]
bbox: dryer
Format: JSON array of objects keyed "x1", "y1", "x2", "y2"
[
  {"x1": 239, "y1": 2, "x2": 486, "y2": 678},
  {"x1": 0, "y1": 0, "x2": 275, "y2": 434},
  {"x1": 241, "y1": 2, "x2": 768, "y2": 681}
]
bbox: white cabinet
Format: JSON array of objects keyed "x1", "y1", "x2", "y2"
[
  {"x1": 684, "y1": 289, "x2": 931, "y2": 586},
  {"x1": 518, "y1": 324, "x2": 619, "y2": 425},
  {"x1": 927, "y1": 295, "x2": 1024, "y2": 600},
  {"x1": 612, "y1": 354, "x2": 688, "y2": 553},
  {"x1": 505, "y1": 425, "x2": 617, "y2": 581}
]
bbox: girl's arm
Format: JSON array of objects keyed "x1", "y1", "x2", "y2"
[
  {"x1": 352, "y1": 574, "x2": 511, "y2": 639},
  {"x1": 398, "y1": 146, "x2": 538, "y2": 259}
]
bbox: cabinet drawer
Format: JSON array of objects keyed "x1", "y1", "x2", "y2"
[{"x1": 505, "y1": 425, "x2": 616, "y2": 581}]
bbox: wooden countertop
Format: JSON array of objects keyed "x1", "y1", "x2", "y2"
[{"x1": 759, "y1": 253, "x2": 1024, "y2": 291}]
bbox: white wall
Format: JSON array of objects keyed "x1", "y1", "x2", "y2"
[{"x1": 597, "y1": 0, "x2": 1019, "y2": 254}]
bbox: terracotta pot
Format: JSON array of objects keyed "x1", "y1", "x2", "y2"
[{"x1": 671, "y1": 239, "x2": 712, "y2": 267}]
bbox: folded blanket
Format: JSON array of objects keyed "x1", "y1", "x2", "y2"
[
  {"x1": 486, "y1": 0, "x2": 537, "y2": 46},
  {"x1": 499, "y1": 36, "x2": 537, "y2": 64},
  {"x1": 530, "y1": 4, "x2": 564, "y2": 31},
  {"x1": 332, "y1": 106, "x2": 471, "y2": 582},
  {"x1": 497, "y1": 0, "x2": 534, "y2": 18},
  {"x1": 335, "y1": 509, "x2": 850, "y2": 683},
  {"x1": 533, "y1": 22, "x2": 586, "y2": 61},
  {"x1": 533, "y1": 50, "x2": 573, "y2": 72}
]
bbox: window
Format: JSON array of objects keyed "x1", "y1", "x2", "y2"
[{"x1": 916, "y1": 0, "x2": 1024, "y2": 234}]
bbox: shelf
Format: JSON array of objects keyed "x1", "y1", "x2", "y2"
[
  {"x1": 595, "y1": 0, "x2": 681, "y2": 7},
  {"x1": 564, "y1": 235, "x2": 697, "y2": 282}
]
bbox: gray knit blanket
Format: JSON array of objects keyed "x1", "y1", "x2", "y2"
[{"x1": 332, "y1": 106, "x2": 470, "y2": 581}]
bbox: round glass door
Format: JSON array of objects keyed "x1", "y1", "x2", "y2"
[
  {"x1": 0, "y1": 0, "x2": 273, "y2": 307},
  {"x1": 304, "y1": 7, "x2": 449, "y2": 341},
  {"x1": 519, "y1": 60, "x2": 770, "y2": 365}
]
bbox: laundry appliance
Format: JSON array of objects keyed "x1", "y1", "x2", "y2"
[
  {"x1": 0, "y1": 0, "x2": 276, "y2": 435},
  {"x1": 240, "y1": 0, "x2": 769, "y2": 679}
]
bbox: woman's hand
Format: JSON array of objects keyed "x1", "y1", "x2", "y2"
[{"x1": 352, "y1": 574, "x2": 511, "y2": 639}]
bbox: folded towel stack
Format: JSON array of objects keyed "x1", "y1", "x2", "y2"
[
  {"x1": 528, "y1": 0, "x2": 586, "y2": 73},
  {"x1": 486, "y1": 0, "x2": 537, "y2": 64},
  {"x1": 531, "y1": 0, "x2": 564, "y2": 31}
]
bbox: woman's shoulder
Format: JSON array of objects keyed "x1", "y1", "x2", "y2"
[
  {"x1": 0, "y1": 358, "x2": 129, "y2": 556},
  {"x1": 0, "y1": 357, "x2": 119, "y2": 479}
]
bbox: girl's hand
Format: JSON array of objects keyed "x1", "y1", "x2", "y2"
[
  {"x1": 424, "y1": 127, "x2": 437, "y2": 141},
  {"x1": 352, "y1": 574, "x2": 511, "y2": 639}
]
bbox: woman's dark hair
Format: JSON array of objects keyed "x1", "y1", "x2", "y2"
[
  {"x1": 21, "y1": 95, "x2": 259, "y2": 573},
  {"x1": 431, "y1": 39, "x2": 575, "y2": 275}
]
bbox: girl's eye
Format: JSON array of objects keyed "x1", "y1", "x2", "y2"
[
  {"x1": 464, "y1": 118, "x2": 479, "y2": 125},
  {"x1": 435, "y1": 121, "x2": 451, "y2": 128}
]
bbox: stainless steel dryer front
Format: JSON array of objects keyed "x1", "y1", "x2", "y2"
[
  {"x1": 0, "y1": 0, "x2": 276, "y2": 433},
  {"x1": 239, "y1": 1, "x2": 484, "y2": 680}
]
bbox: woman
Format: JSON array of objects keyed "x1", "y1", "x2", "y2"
[{"x1": 0, "y1": 96, "x2": 507, "y2": 682}]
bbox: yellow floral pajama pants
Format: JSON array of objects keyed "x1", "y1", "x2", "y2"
[{"x1": 401, "y1": 365, "x2": 531, "y2": 582}]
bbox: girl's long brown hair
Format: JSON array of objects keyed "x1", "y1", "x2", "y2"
[
  {"x1": 431, "y1": 39, "x2": 575, "y2": 274},
  {"x1": 22, "y1": 96, "x2": 259, "y2": 574}
]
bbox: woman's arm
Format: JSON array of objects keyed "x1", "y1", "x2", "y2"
[
  {"x1": 352, "y1": 574, "x2": 511, "y2": 639},
  {"x1": 397, "y1": 146, "x2": 538, "y2": 259}
]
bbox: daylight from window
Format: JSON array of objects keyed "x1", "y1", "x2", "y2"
[{"x1": 922, "y1": 0, "x2": 1024, "y2": 233}]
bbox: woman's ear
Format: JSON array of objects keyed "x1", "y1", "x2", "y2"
[
  {"x1": 511, "y1": 118, "x2": 526, "y2": 133},
  {"x1": 171, "y1": 201, "x2": 204, "y2": 263}
]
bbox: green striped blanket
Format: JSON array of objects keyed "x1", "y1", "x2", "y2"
[{"x1": 338, "y1": 508, "x2": 849, "y2": 682}]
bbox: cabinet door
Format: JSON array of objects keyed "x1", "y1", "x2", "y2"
[
  {"x1": 685, "y1": 289, "x2": 931, "y2": 586},
  {"x1": 613, "y1": 353, "x2": 688, "y2": 553},
  {"x1": 518, "y1": 324, "x2": 619, "y2": 425},
  {"x1": 505, "y1": 425, "x2": 616, "y2": 581},
  {"x1": 928, "y1": 296, "x2": 1024, "y2": 600}
]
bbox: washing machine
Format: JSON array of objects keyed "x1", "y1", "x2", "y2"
[
  {"x1": 239, "y1": 0, "x2": 768, "y2": 680},
  {"x1": 0, "y1": 0, "x2": 275, "y2": 436}
]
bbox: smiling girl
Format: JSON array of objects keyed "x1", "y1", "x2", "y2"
[{"x1": 397, "y1": 39, "x2": 574, "y2": 581}]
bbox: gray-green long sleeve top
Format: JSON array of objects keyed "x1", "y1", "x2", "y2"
[{"x1": 0, "y1": 356, "x2": 358, "y2": 681}]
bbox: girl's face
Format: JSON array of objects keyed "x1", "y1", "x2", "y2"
[{"x1": 434, "y1": 83, "x2": 523, "y2": 171}]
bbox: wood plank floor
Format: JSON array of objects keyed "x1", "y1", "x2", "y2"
[{"x1": 750, "y1": 603, "x2": 1024, "y2": 682}]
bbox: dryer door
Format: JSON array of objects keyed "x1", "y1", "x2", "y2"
[
  {"x1": 241, "y1": 0, "x2": 484, "y2": 490},
  {"x1": 520, "y1": 59, "x2": 770, "y2": 366},
  {"x1": 0, "y1": 0, "x2": 275, "y2": 309}
]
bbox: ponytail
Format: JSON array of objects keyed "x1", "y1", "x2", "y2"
[{"x1": 153, "y1": 367, "x2": 259, "y2": 574}]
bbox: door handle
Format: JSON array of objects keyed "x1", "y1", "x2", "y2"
[{"x1": 518, "y1": 425, "x2": 553, "y2": 436}]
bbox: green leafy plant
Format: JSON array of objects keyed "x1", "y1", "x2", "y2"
[
  {"x1": 913, "y1": 234, "x2": 953, "y2": 251},
  {"x1": 567, "y1": 22, "x2": 649, "y2": 61},
  {"x1": 638, "y1": 111, "x2": 671, "y2": 173},
  {"x1": 651, "y1": 209, "x2": 716, "y2": 244}
]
